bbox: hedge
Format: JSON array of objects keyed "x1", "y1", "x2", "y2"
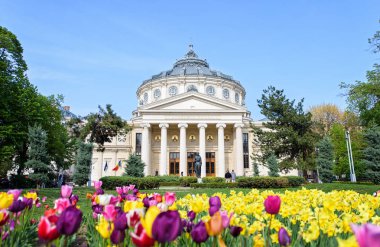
[
  {"x1": 179, "y1": 176, "x2": 198, "y2": 187},
  {"x1": 190, "y1": 182, "x2": 238, "y2": 188},
  {"x1": 159, "y1": 182, "x2": 181, "y2": 186},
  {"x1": 237, "y1": 176, "x2": 305, "y2": 188},
  {"x1": 100, "y1": 176, "x2": 159, "y2": 190},
  {"x1": 284, "y1": 176, "x2": 305, "y2": 187},
  {"x1": 202, "y1": 177, "x2": 225, "y2": 183},
  {"x1": 146, "y1": 175, "x2": 180, "y2": 183}
]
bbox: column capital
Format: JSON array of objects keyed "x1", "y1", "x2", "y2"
[
  {"x1": 197, "y1": 123, "x2": 208, "y2": 129},
  {"x1": 159, "y1": 123, "x2": 169, "y2": 129},
  {"x1": 178, "y1": 123, "x2": 188, "y2": 129},
  {"x1": 234, "y1": 123, "x2": 244, "y2": 128},
  {"x1": 141, "y1": 123, "x2": 151, "y2": 128},
  {"x1": 216, "y1": 123, "x2": 226, "y2": 129}
]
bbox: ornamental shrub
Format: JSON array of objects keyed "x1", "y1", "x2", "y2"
[
  {"x1": 190, "y1": 182, "x2": 238, "y2": 188},
  {"x1": 316, "y1": 137, "x2": 335, "y2": 183},
  {"x1": 179, "y1": 176, "x2": 197, "y2": 187},
  {"x1": 124, "y1": 153, "x2": 145, "y2": 177},
  {"x1": 284, "y1": 176, "x2": 305, "y2": 187},
  {"x1": 237, "y1": 176, "x2": 298, "y2": 188},
  {"x1": 100, "y1": 176, "x2": 159, "y2": 189},
  {"x1": 267, "y1": 154, "x2": 279, "y2": 177},
  {"x1": 202, "y1": 177, "x2": 225, "y2": 183},
  {"x1": 146, "y1": 175, "x2": 180, "y2": 183},
  {"x1": 362, "y1": 127, "x2": 380, "y2": 184},
  {"x1": 73, "y1": 142, "x2": 93, "y2": 186}
]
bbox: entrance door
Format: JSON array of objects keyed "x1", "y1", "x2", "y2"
[
  {"x1": 187, "y1": 152, "x2": 196, "y2": 176},
  {"x1": 169, "y1": 152, "x2": 180, "y2": 175},
  {"x1": 206, "y1": 152, "x2": 215, "y2": 177}
]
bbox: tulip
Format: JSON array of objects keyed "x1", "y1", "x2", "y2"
[
  {"x1": 98, "y1": 194, "x2": 112, "y2": 206},
  {"x1": 230, "y1": 226, "x2": 243, "y2": 237},
  {"x1": 278, "y1": 227, "x2": 291, "y2": 246},
  {"x1": 143, "y1": 197, "x2": 150, "y2": 208},
  {"x1": 209, "y1": 206, "x2": 219, "y2": 216},
  {"x1": 96, "y1": 189, "x2": 104, "y2": 195},
  {"x1": 0, "y1": 192, "x2": 14, "y2": 209},
  {"x1": 92, "y1": 204, "x2": 104, "y2": 214},
  {"x1": 122, "y1": 185, "x2": 130, "y2": 194},
  {"x1": 264, "y1": 195, "x2": 281, "y2": 215},
  {"x1": 221, "y1": 211, "x2": 233, "y2": 228},
  {"x1": 191, "y1": 221, "x2": 209, "y2": 243},
  {"x1": 116, "y1": 187, "x2": 123, "y2": 195},
  {"x1": 140, "y1": 206, "x2": 160, "y2": 238},
  {"x1": 351, "y1": 223, "x2": 380, "y2": 247},
  {"x1": 164, "y1": 192, "x2": 176, "y2": 206},
  {"x1": 96, "y1": 216, "x2": 114, "y2": 239},
  {"x1": 127, "y1": 210, "x2": 142, "y2": 228},
  {"x1": 56, "y1": 206, "x2": 83, "y2": 235},
  {"x1": 132, "y1": 188, "x2": 139, "y2": 195},
  {"x1": 23, "y1": 197, "x2": 33, "y2": 209},
  {"x1": 114, "y1": 212, "x2": 128, "y2": 230},
  {"x1": 9, "y1": 199, "x2": 26, "y2": 213},
  {"x1": 60, "y1": 185, "x2": 73, "y2": 198},
  {"x1": 0, "y1": 210, "x2": 9, "y2": 226},
  {"x1": 130, "y1": 222, "x2": 155, "y2": 247},
  {"x1": 103, "y1": 204, "x2": 117, "y2": 222},
  {"x1": 94, "y1": 181, "x2": 102, "y2": 189},
  {"x1": 129, "y1": 184, "x2": 136, "y2": 191},
  {"x1": 42, "y1": 196, "x2": 47, "y2": 202},
  {"x1": 152, "y1": 210, "x2": 181, "y2": 243},
  {"x1": 54, "y1": 198, "x2": 71, "y2": 214},
  {"x1": 70, "y1": 194, "x2": 79, "y2": 205},
  {"x1": 187, "y1": 210, "x2": 196, "y2": 221},
  {"x1": 209, "y1": 196, "x2": 221, "y2": 209},
  {"x1": 38, "y1": 216, "x2": 60, "y2": 242},
  {"x1": 111, "y1": 229, "x2": 125, "y2": 244},
  {"x1": 24, "y1": 192, "x2": 38, "y2": 202},
  {"x1": 7, "y1": 189, "x2": 22, "y2": 200},
  {"x1": 205, "y1": 211, "x2": 224, "y2": 236},
  {"x1": 126, "y1": 194, "x2": 137, "y2": 201},
  {"x1": 109, "y1": 196, "x2": 120, "y2": 205}
]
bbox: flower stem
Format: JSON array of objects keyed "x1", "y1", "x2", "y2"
[{"x1": 266, "y1": 214, "x2": 273, "y2": 247}]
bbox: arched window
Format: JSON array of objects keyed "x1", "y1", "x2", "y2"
[
  {"x1": 206, "y1": 86, "x2": 215, "y2": 96},
  {"x1": 154, "y1": 89, "x2": 161, "y2": 99},
  {"x1": 223, "y1": 88, "x2": 230, "y2": 99}
]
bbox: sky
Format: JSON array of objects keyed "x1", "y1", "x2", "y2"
[{"x1": 1, "y1": 1, "x2": 379, "y2": 120}]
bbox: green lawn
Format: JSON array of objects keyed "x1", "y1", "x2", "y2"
[{"x1": 31, "y1": 182, "x2": 380, "y2": 217}]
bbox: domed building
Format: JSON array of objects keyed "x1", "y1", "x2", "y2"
[{"x1": 90, "y1": 46, "x2": 293, "y2": 181}]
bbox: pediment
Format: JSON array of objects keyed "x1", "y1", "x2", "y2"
[{"x1": 141, "y1": 92, "x2": 244, "y2": 111}]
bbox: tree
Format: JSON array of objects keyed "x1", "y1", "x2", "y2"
[
  {"x1": 252, "y1": 86, "x2": 319, "y2": 171},
  {"x1": 73, "y1": 142, "x2": 93, "y2": 186},
  {"x1": 316, "y1": 137, "x2": 334, "y2": 183},
  {"x1": 368, "y1": 20, "x2": 380, "y2": 53},
  {"x1": 309, "y1": 104, "x2": 344, "y2": 135},
  {"x1": 24, "y1": 125, "x2": 51, "y2": 185},
  {"x1": 80, "y1": 104, "x2": 130, "y2": 151},
  {"x1": 124, "y1": 154, "x2": 145, "y2": 178},
  {"x1": 253, "y1": 162, "x2": 260, "y2": 176},
  {"x1": 362, "y1": 127, "x2": 380, "y2": 184},
  {"x1": 267, "y1": 154, "x2": 279, "y2": 177}
]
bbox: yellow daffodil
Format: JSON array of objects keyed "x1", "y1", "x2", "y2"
[{"x1": 337, "y1": 235, "x2": 358, "y2": 247}]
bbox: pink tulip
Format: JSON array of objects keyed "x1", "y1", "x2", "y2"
[
  {"x1": 351, "y1": 223, "x2": 380, "y2": 247},
  {"x1": 54, "y1": 198, "x2": 71, "y2": 214},
  {"x1": 122, "y1": 186, "x2": 130, "y2": 194},
  {"x1": 7, "y1": 189, "x2": 22, "y2": 200},
  {"x1": 103, "y1": 204, "x2": 117, "y2": 221},
  {"x1": 264, "y1": 195, "x2": 281, "y2": 215},
  {"x1": 94, "y1": 181, "x2": 102, "y2": 190},
  {"x1": 116, "y1": 187, "x2": 123, "y2": 195},
  {"x1": 164, "y1": 192, "x2": 176, "y2": 206},
  {"x1": 42, "y1": 197, "x2": 47, "y2": 203},
  {"x1": 220, "y1": 211, "x2": 234, "y2": 228},
  {"x1": 128, "y1": 184, "x2": 135, "y2": 191},
  {"x1": 60, "y1": 185, "x2": 73, "y2": 198},
  {"x1": 36, "y1": 203, "x2": 41, "y2": 208}
]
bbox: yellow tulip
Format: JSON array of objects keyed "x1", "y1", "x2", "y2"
[
  {"x1": 124, "y1": 200, "x2": 144, "y2": 212},
  {"x1": 96, "y1": 217, "x2": 114, "y2": 239},
  {"x1": 0, "y1": 193, "x2": 13, "y2": 209},
  {"x1": 24, "y1": 192, "x2": 37, "y2": 202},
  {"x1": 140, "y1": 206, "x2": 160, "y2": 238}
]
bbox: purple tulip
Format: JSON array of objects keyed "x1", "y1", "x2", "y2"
[
  {"x1": 9, "y1": 200, "x2": 26, "y2": 213},
  {"x1": 56, "y1": 206, "x2": 83, "y2": 235},
  {"x1": 191, "y1": 221, "x2": 209, "y2": 243},
  {"x1": 278, "y1": 227, "x2": 291, "y2": 246},
  {"x1": 23, "y1": 198, "x2": 33, "y2": 210},
  {"x1": 152, "y1": 210, "x2": 181, "y2": 243},
  {"x1": 132, "y1": 188, "x2": 139, "y2": 195},
  {"x1": 351, "y1": 223, "x2": 380, "y2": 247},
  {"x1": 110, "y1": 229, "x2": 125, "y2": 244},
  {"x1": 187, "y1": 210, "x2": 196, "y2": 221},
  {"x1": 114, "y1": 212, "x2": 128, "y2": 230},
  {"x1": 7, "y1": 190, "x2": 22, "y2": 200},
  {"x1": 209, "y1": 196, "x2": 221, "y2": 209},
  {"x1": 70, "y1": 194, "x2": 79, "y2": 204},
  {"x1": 96, "y1": 188, "x2": 104, "y2": 195},
  {"x1": 230, "y1": 226, "x2": 243, "y2": 237},
  {"x1": 209, "y1": 206, "x2": 219, "y2": 216},
  {"x1": 92, "y1": 204, "x2": 103, "y2": 214},
  {"x1": 126, "y1": 194, "x2": 137, "y2": 201},
  {"x1": 264, "y1": 195, "x2": 281, "y2": 215}
]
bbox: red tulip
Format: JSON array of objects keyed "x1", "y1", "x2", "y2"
[
  {"x1": 38, "y1": 216, "x2": 60, "y2": 242},
  {"x1": 264, "y1": 195, "x2": 281, "y2": 215},
  {"x1": 130, "y1": 222, "x2": 155, "y2": 247}
]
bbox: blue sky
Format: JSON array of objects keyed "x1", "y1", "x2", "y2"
[{"x1": 2, "y1": 1, "x2": 379, "y2": 120}]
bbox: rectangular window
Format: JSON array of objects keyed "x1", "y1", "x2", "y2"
[
  {"x1": 243, "y1": 133, "x2": 249, "y2": 168},
  {"x1": 135, "y1": 133, "x2": 142, "y2": 155}
]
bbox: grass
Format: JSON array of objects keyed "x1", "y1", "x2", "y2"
[{"x1": 30, "y1": 182, "x2": 380, "y2": 217}]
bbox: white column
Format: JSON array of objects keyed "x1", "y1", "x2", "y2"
[
  {"x1": 234, "y1": 123, "x2": 244, "y2": 176},
  {"x1": 216, "y1": 123, "x2": 226, "y2": 177},
  {"x1": 159, "y1": 123, "x2": 169, "y2": 175},
  {"x1": 197, "y1": 123, "x2": 207, "y2": 178},
  {"x1": 178, "y1": 123, "x2": 188, "y2": 176},
  {"x1": 141, "y1": 123, "x2": 151, "y2": 176}
]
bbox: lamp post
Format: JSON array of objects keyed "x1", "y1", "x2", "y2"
[{"x1": 345, "y1": 130, "x2": 356, "y2": 182}]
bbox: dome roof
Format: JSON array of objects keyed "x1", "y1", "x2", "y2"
[{"x1": 141, "y1": 45, "x2": 241, "y2": 86}]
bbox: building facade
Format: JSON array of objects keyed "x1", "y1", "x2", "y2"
[{"x1": 90, "y1": 46, "x2": 296, "y2": 181}]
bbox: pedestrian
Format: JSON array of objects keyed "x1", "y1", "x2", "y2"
[
  {"x1": 231, "y1": 170, "x2": 236, "y2": 182},
  {"x1": 225, "y1": 170, "x2": 231, "y2": 183}
]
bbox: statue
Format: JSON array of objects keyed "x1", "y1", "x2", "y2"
[{"x1": 194, "y1": 153, "x2": 202, "y2": 178}]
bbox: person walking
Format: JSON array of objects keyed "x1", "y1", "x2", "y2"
[
  {"x1": 225, "y1": 170, "x2": 232, "y2": 183},
  {"x1": 231, "y1": 170, "x2": 236, "y2": 182}
]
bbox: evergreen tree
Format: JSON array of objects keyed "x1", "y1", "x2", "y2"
[
  {"x1": 362, "y1": 127, "x2": 380, "y2": 184},
  {"x1": 316, "y1": 137, "x2": 335, "y2": 183},
  {"x1": 267, "y1": 154, "x2": 279, "y2": 177},
  {"x1": 253, "y1": 162, "x2": 260, "y2": 176},
  {"x1": 124, "y1": 154, "x2": 145, "y2": 177},
  {"x1": 25, "y1": 125, "x2": 51, "y2": 185},
  {"x1": 73, "y1": 142, "x2": 93, "y2": 186}
]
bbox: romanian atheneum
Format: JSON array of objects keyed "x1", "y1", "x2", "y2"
[{"x1": 90, "y1": 45, "x2": 296, "y2": 181}]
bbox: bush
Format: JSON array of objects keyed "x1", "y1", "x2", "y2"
[
  {"x1": 190, "y1": 182, "x2": 238, "y2": 188},
  {"x1": 159, "y1": 182, "x2": 180, "y2": 186},
  {"x1": 100, "y1": 176, "x2": 159, "y2": 190},
  {"x1": 202, "y1": 177, "x2": 225, "y2": 183},
  {"x1": 146, "y1": 175, "x2": 180, "y2": 183},
  {"x1": 9, "y1": 175, "x2": 37, "y2": 189},
  {"x1": 179, "y1": 176, "x2": 198, "y2": 187},
  {"x1": 285, "y1": 176, "x2": 305, "y2": 187}
]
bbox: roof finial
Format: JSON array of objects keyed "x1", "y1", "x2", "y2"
[{"x1": 189, "y1": 43, "x2": 193, "y2": 50}]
